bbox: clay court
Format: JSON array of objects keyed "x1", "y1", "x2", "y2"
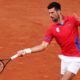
[{"x1": 0, "y1": 0, "x2": 80, "y2": 80}]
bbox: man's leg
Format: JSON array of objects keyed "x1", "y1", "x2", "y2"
[
  {"x1": 61, "y1": 71, "x2": 75, "y2": 80},
  {"x1": 60, "y1": 62, "x2": 80, "y2": 80}
]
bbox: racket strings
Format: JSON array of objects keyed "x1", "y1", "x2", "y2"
[
  {"x1": 0, "y1": 59, "x2": 11, "y2": 73},
  {"x1": 0, "y1": 61, "x2": 4, "y2": 73}
]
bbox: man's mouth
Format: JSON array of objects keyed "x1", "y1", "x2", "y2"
[{"x1": 51, "y1": 17, "x2": 58, "y2": 22}]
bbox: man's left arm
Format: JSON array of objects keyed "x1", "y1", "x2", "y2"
[{"x1": 74, "y1": 13, "x2": 80, "y2": 42}]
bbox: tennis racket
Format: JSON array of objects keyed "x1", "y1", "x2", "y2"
[{"x1": 0, "y1": 53, "x2": 21, "y2": 73}]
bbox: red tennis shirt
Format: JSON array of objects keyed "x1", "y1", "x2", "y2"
[{"x1": 44, "y1": 16, "x2": 80, "y2": 57}]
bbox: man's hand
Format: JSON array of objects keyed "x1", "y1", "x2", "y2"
[
  {"x1": 17, "y1": 48, "x2": 32, "y2": 56},
  {"x1": 73, "y1": 13, "x2": 80, "y2": 22}
]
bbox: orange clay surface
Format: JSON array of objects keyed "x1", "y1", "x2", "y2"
[{"x1": 0, "y1": 0, "x2": 80, "y2": 80}]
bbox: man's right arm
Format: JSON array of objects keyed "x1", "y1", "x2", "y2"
[
  {"x1": 31, "y1": 41, "x2": 49, "y2": 53},
  {"x1": 17, "y1": 41, "x2": 49, "y2": 56}
]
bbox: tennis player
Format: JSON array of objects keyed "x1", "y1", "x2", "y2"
[{"x1": 17, "y1": 2, "x2": 80, "y2": 80}]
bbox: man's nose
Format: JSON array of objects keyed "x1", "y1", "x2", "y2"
[
  {"x1": 49, "y1": 13, "x2": 53, "y2": 17},
  {"x1": 50, "y1": 14, "x2": 53, "y2": 17}
]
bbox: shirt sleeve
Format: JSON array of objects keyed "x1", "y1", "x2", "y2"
[{"x1": 43, "y1": 28, "x2": 54, "y2": 43}]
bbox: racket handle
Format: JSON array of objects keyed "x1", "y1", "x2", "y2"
[{"x1": 10, "y1": 54, "x2": 19, "y2": 60}]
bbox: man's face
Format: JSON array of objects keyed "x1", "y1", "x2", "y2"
[{"x1": 48, "y1": 8, "x2": 60, "y2": 22}]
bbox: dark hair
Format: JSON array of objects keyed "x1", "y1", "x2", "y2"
[{"x1": 47, "y1": 2, "x2": 61, "y2": 10}]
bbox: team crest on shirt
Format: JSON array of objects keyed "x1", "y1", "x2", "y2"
[{"x1": 56, "y1": 27, "x2": 60, "y2": 32}]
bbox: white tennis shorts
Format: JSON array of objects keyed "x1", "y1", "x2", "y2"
[{"x1": 58, "y1": 55, "x2": 80, "y2": 75}]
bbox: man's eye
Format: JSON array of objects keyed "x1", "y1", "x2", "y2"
[{"x1": 49, "y1": 12, "x2": 54, "y2": 14}]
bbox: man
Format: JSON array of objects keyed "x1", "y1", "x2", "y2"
[{"x1": 17, "y1": 2, "x2": 80, "y2": 80}]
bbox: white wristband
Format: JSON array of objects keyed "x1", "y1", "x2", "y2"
[{"x1": 23, "y1": 48, "x2": 32, "y2": 54}]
